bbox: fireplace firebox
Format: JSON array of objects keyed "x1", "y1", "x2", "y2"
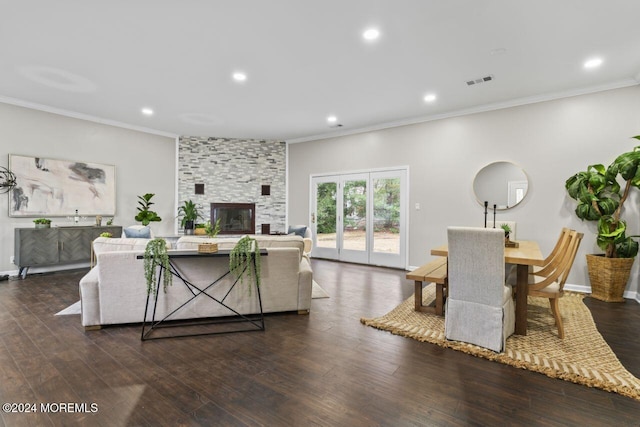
[{"x1": 211, "y1": 203, "x2": 256, "y2": 235}]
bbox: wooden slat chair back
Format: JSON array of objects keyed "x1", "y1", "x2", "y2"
[
  {"x1": 527, "y1": 230, "x2": 584, "y2": 338},
  {"x1": 532, "y1": 227, "x2": 573, "y2": 277}
]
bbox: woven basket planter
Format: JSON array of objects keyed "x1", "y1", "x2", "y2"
[
  {"x1": 198, "y1": 243, "x2": 218, "y2": 253},
  {"x1": 586, "y1": 254, "x2": 634, "y2": 302}
]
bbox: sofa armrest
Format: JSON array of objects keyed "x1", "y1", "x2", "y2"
[
  {"x1": 298, "y1": 256, "x2": 313, "y2": 312},
  {"x1": 79, "y1": 267, "x2": 101, "y2": 327},
  {"x1": 302, "y1": 237, "x2": 312, "y2": 256}
]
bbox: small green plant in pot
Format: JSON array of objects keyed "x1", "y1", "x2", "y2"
[
  {"x1": 177, "y1": 200, "x2": 201, "y2": 235},
  {"x1": 205, "y1": 218, "x2": 221, "y2": 238},
  {"x1": 500, "y1": 223, "x2": 511, "y2": 239},
  {"x1": 135, "y1": 193, "x2": 162, "y2": 226},
  {"x1": 564, "y1": 135, "x2": 640, "y2": 301},
  {"x1": 33, "y1": 218, "x2": 51, "y2": 228}
]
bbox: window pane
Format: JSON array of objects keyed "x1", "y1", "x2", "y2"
[
  {"x1": 316, "y1": 182, "x2": 337, "y2": 249},
  {"x1": 373, "y1": 177, "x2": 400, "y2": 254},
  {"x1": 343, "y1": 179, "x2": 367, "y2": 251}
]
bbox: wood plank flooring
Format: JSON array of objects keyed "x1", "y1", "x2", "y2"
[{"x1": 0, "y1": 259, "x2": 638, "y2": 426}]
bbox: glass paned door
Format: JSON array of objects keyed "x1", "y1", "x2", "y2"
[
  {"x1": 340, "y1": 174, "x2": 369, "y2": 264},
  {"x1": 311, "y1": 168, "x2": 407, "y2": 268},
  {"x1": 369, "y1": 170, "x2": 406, "y2": 268},
  {"x1": 312, "y1": 177, "x2": 339, "y2": 259}
]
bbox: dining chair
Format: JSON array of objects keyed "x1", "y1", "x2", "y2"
[
  {"x1": 531, "y1": 227, "x2": 573, "y2": 276},
  {"x1": 506, "y1": 227, "x2": 573, "y2": 285},
  {"x1": 526, "y1": 230, "x2": 583, "y2": 338},
  {"x1": 445, "y1": 226, "x2": 515, "y2": 352}
]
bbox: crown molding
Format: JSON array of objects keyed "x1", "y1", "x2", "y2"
[
  {"x1": 0, "y1": 95, "x2": 178, "y2": 139},
  {"x1": 287, "y1": 78, "x2": 639, "y2": 144}
]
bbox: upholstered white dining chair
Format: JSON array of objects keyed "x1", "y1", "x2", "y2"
[{"x1": 445, "y1": 226, "x2": 515, "y2": 352}]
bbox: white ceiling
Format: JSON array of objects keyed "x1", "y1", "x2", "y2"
[{"x1": 2, "y1": 1, "x2": 640, "y2": 142}]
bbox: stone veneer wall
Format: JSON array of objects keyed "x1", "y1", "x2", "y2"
[{"x1": 178, "y1": 136, "x2": 286, "y2": 234}]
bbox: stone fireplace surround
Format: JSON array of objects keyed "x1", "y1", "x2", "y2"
[{"x1": 178, "y1": 137, "x2": 286, "y2": 234}]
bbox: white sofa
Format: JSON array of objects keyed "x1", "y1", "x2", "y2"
[{"x1": 79, "y1": 235, "x2": 313, "y2": 329}]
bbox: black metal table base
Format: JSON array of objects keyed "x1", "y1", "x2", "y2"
[{"x1": 139, "y1": 250, "x2": 265, "y2": 341}]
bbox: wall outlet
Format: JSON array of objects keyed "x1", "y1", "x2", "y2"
[{"x1": 9, "y1": 256, "x2": 15, "y2": 264}]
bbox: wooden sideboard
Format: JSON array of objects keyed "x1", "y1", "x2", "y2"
[{"x1": 14, "y1": 226, "x2": 122, "y2": 278}]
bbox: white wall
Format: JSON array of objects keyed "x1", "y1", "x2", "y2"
[
  {"x1": 288, "y1": 85, "x2": 640, "y2": 297},
  {"x1": 0, "y1": 102, "x2": 176, "y2": 274}
]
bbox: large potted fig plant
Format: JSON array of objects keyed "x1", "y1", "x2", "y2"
[
  {"x1": 565, "y1": 135, "x2": 640, "y2": 302},
  {"x1": 135, "y1": 193, "x2": 162, "y2": 226}
]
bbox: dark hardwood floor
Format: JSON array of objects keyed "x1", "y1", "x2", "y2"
[{"x1": 0, "y1": 259, "x2": 638, "y2": 426}]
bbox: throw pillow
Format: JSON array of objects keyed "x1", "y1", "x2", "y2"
[
  {"x1": 288, "y1": 225, "x2": 307, "y2": 238},
  {"x1": 124, "y1": 226, "x2": 151, "y2": 238}
]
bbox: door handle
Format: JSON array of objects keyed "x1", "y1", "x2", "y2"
[{"x1": 311, "y1": 213, "x2": 316, "y2": 224}]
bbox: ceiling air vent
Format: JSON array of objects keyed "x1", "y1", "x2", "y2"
[{"x1": 466, "y1": 74, "x2": 494, "y2": 86}]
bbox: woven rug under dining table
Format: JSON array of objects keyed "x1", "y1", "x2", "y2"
[{"x1": 360, "y1": 283, "x2": 640, "y2": 401}]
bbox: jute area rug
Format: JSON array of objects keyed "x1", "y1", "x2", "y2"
[{"x1": 361, "y1": 283, "x2": 640, "y2": 401}]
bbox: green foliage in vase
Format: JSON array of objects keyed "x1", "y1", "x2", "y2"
[
  {"x1": 229, "y1": 236, "x2": 261, "y2": 293},
  {"x1": 135, "y1": 193, "x2": 162, "y2": 226},
  {"x1": 143, "y1": 238, "x2": 171, "y2": 295},
  {"x1": 205, "y1": 218, "x2": 221, "y2": 237},
  {"x1": 565, "y1": 135, "x2": 640, "y2": 258},
  {"x1": 33, "y1": 218, "x2": 51, "y2": 224}
]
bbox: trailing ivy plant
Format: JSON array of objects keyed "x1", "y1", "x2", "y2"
[
  {"x1": 143, "y1": 238, "x2": 172, "y2": 296},
  {"x1": 229, "y1": 235, "x2": 261, "y2": 293}
]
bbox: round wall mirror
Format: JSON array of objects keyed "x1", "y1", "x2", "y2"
[{"x1": 473, "y1": 161, "x2": 529, "y2": 210}]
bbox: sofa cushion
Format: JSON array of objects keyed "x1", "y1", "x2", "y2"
[
  {"x1": 93, "y1": 237, "x2": 151, "y2": 256},
  {"x1": 175, "y1": 235, "x2": 305, "y2": 261},
  {"x1": 288, "y1": 225, "x2": 307, "y2": 238},
  {"x1": 124, "y1": 226, "x2": 151, "y2": 238}
]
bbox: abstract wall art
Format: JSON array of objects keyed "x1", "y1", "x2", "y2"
[{"x1": 9, "y1": 154, "x2": 116, "y2": 217}]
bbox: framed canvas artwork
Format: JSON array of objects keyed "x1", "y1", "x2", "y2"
[{"x1": 9, "y1": 154, "x2": 116, "y2": 217}]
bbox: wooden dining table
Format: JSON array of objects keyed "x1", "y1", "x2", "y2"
[{"x1": 431, "y1": 240, "x2": 544, "y2": 335}]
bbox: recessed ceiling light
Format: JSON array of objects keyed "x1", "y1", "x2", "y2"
[
  {"x1": 232, "y1": 72, "x2": 247, "y2": 82},
  {"x1": 327, "y1": 115, "x2": 338, "y2": 124},
  {"x1": 362, "y1": 28, "x2": 380, "y2": 41},
  {"x1": 584, "y1": 58, "x2": 603, "y2": 69},
  {"x1": 141, "y1": 108, "x2": 154, "y2": 116},
  {"x1": 423, "y1": 94, "x2": 437, "y2": 103}
]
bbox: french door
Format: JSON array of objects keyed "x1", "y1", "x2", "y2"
[{"x1": 310, "y1": 168, "x2": 407, "y2": 268}]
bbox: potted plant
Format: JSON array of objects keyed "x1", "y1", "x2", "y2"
[
  {"x1": 197, "y1": 219, "x2": 222, "y2": 253},
  {"x1": 564, "y1": 135, "x2": 640, "y2": 302},
  {"x1": 177, "y1": 200, "x2": 200, "y2": 235},
  {"x1": 143, "y1": 238, "x2": 172, "y2": 296},
  {"x1": 229, "y1": 235, "x2": 261, "y2": 293},
  {"x1": 500, "y1": 223, "x2": 511, "y2": 240},
  {"x1": 33, "y1": 218, "x2": 51, "y2": 229},
  {"x1": 135, "y1": 193, "x2": 162, "y2": 226},
  {"x1": 194, "y1": 223, "x2": 206, "y2": 235}
]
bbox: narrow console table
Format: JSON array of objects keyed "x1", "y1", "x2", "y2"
[{"x1": 137, "y1": 249, "x2": 267, "y2": 341}]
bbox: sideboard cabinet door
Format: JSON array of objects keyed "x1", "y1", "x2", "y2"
[{"x1": 14, "y1": 228, "x2": 59, "y2": 267}]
